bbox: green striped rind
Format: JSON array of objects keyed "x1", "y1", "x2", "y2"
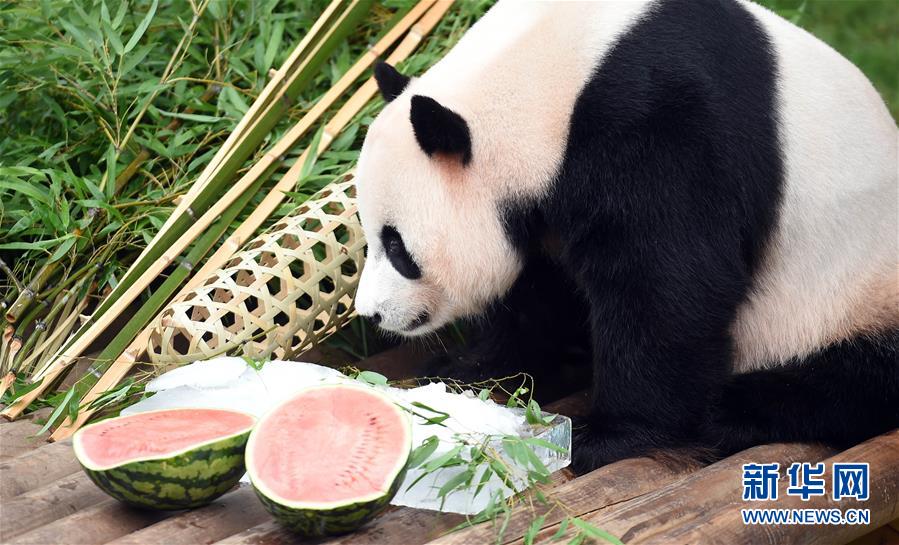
[
  {"x1": 253, "y1": 465, "x2": 408, "y2": 537},
  {"x1": 80, "y1": 430, "x2": 251, "y2": 510}
]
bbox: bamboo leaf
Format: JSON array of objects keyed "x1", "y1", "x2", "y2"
[
  {"x1": 437, "y1": 468, "x2": 473, "y2": 499},
  {"x1": 48, "y1": 236, "x2": 77, "y2": 264},
  {"x1": 111, "y1": 0, "x2": 128, "y2": 28},
  {"x1": 356, "y1": 370, "x2": 388, "y2": 385},
  {"x1": 155, "y1": 109, "x2": 224, "y2": 123},
  {"x1": 0, "y1": 239, "x2": 65, "y2": 251},
  {"x1": 524, "y1": 437, "x2": 568, "y2": 454},
  {"x1": 58, "y1": 19, "x2": 95, "y2": 54},
  {"x1": 524, "y1": 515, "x2": 546, "y2": 545},
  {"x1": 0, "y1": 180, "x2": 52, "y2": 204},
  {"x1": 408, "y1": 435, "x2": 440, "y2": 468},
  {"x1": 263, "y1": 20, "x2": 285, "y2": 72},
  {"x1": 569, "y1": 518, "x2": 624, "y2": 545},
  {"x1": 473, "y1": 465, "x2": 494, "y2": 498},
  {"x1": 36, "y1": 388, "x2": 75, "y2": 436},
  {"x1": 119, "y1": 43, "x2": 153, "y2": 77},
  {"x1": 105, "y1": 144, "x2": 116, "y2": 198},
  {"x1": 423, "y1": 445, "x2": 464, "y2": 472},
  {"x1": 123, "y1": 0, "x2": 158, "y2": 53},
  {"x1": 551, "y1": 517, "x2": 570, "y2": 542},
  {"x1": 103, "y1": 18, "x2": 125, "y2": 56}
]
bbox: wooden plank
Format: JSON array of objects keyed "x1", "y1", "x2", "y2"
[
  {"x1": 352, "y1": 341, "x2": 437, "y2": 380},
  {"x1": 0, "y1": 413, "x2": 48, "y2": 460},
  {"x1": 106, "y1": 486, "x2": 271, "y2": 545},
  {"x1": 639, "y1": 430, "x2": 899, "y2": 545},
  {"x1": 329, "y1": 508, "x2": 464, "y2": 545},
  {"x1": 523, "y1": 442, "x2": 836, "y2": 545},
  {"x1": 0, "y1": 472, "x2": 108, "y2": 541},
  {"x1": 0, "y1": 440, "x2": 81, "y2": 498},
  {"x1": 432, "y1": 456, "x2": 690, "y2": 545},
  {"x1": 845, "y1": 523, "x2": 899, "y2": 545},
  {"x1": 6, "y1": 499, "x2": 169, "y2": 545},
  {"x1": 210, "y1": 521, "x2": 297, "y2": 545}
]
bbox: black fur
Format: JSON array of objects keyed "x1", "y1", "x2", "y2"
[
  {"x1": 374, "y1": 62, "x2": 409, "y2": 102},
  {"x1": 381, "y1": 225, "x2": 421, "y2": 280},
  {"x1": 424, "y1": 250, "x2": 592, "y2": 399},
  {"x1": 445, "y1": 0, "x2": 897, "y2": 473},
  {"x1": 410, "y1": 95, "x2": 472, "y2": 165},
  {"x1": 715, "y1": 332, "x2": 899, "y2": 453}
]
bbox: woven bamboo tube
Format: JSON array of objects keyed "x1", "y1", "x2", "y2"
[{"x1": 147, "y1": 177, "x2": 363, "y2": 365}]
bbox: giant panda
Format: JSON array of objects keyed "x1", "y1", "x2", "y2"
[{"x1": 353, "y1": 0, "x2": 898, "y2": 473}]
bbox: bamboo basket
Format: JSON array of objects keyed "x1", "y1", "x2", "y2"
[{"x1": 147, "y1": 176, "x2": 363, "y2": 366}]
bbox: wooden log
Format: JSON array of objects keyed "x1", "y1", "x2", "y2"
[
  {"x1": 106, "y1": 486, "x2": 271, "y2": 545},
  {"x1": 0, "y1": 472, "x2": 108, "y2": 541},
  {"x1": 525, "y1": 442, "x2": 835, "y2": 545},
  {"x1": 639, "y1": 430, "x2": 899, "y2": 545},
  {"x1": 211, "y1": 390, "x2": 591, "y2": 545},
  {"x1": 6, "y1": 499, "x2": 169, "y2": 545},
  {"x1": 0, "y1": 440, "x2": 80, "y2": 498}
]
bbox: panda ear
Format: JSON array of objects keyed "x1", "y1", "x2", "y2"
[
  {"x1": 374, "y1": 62, "x2": 410, "y2": 102},
  {"x1": 410, "y1": 95, "x2": 472, "y2": 165}
]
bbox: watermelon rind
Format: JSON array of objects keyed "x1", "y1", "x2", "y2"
[
  {"x1": 73, "y1": 408, "x2": 256, "y2": 510},
  {"x1": 246, "y1": 384, "x2": 412, "y2": 537}
]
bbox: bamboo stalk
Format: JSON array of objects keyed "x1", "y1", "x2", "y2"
[
  {"x1": 0, "y1": 371, "x2": 14, "y2": 401},
  {"x1": 185, "y1": 0, "x2": 441, "y2": 288},
  {"x1": 74, "y1": 2, "x2": 357, "y2": 334},
  {"x1": 191, "y1": 0, "x2": 347, "y2": 198},
  {"x1": 15, "y1": 291, "x2": 83, "y2": 375},
  {"x1": 4, "y1": 263, "x2": 55, "y2": 324},
  {"x1": 46, "y1": 172, "x2": 273, "y2": 440},
  {"x1": 1, "y1": 1, "x2": 373, "y2": 421},
  {"x1": 50, "y1": 0, "x2": 454, "y2": 440}
]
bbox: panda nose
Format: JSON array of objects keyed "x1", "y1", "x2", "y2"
[{"x1": 369, "y1": 312, "x2": 382, "y2": 326}]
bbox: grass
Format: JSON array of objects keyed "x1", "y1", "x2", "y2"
[{"x1": 0, "y1": 0, "x2": 894, "y2": 413}]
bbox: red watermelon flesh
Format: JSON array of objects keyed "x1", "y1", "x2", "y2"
[
  {"x1": 76, "y1": 408, "x2": 256, "y2": 470},
  {"x1": 247, "y1": 385, "x2": 411, "y2": 507}
]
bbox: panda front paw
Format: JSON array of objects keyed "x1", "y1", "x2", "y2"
[{"x1": 571, "y1": 418, "x2": 673, "y2": 474}]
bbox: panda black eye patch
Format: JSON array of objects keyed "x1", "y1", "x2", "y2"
[{"x1": 380, "y1": 225, "x2": 422, "y2": 280}]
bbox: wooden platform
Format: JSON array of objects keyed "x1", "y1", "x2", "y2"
[{"x1": 2, "y1": 344, "x2": 897, "y2": 545}]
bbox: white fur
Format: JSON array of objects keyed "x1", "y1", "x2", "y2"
[
  {"x1": 355, "y1": 1, "x2": 652, "y2": 334},
  {"x1": 732, "y1": 2, "x2": 898, "y2": 370}
]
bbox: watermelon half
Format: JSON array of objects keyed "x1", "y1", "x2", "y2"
[
  {"x1": 73, "y1": 408, "x2": 256, "y2": 510},
  {"x1": 246, "y1": 384, "x2": 412, "y2": 537}
]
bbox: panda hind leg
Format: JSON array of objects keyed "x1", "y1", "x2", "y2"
[{"x1": 712, "y1": 329, "x2": 899, "y2": 455}]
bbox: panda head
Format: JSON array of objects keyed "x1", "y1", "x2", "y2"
[{"x1": 354, "y1": 62, "x2": 523, "y2": 336}]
